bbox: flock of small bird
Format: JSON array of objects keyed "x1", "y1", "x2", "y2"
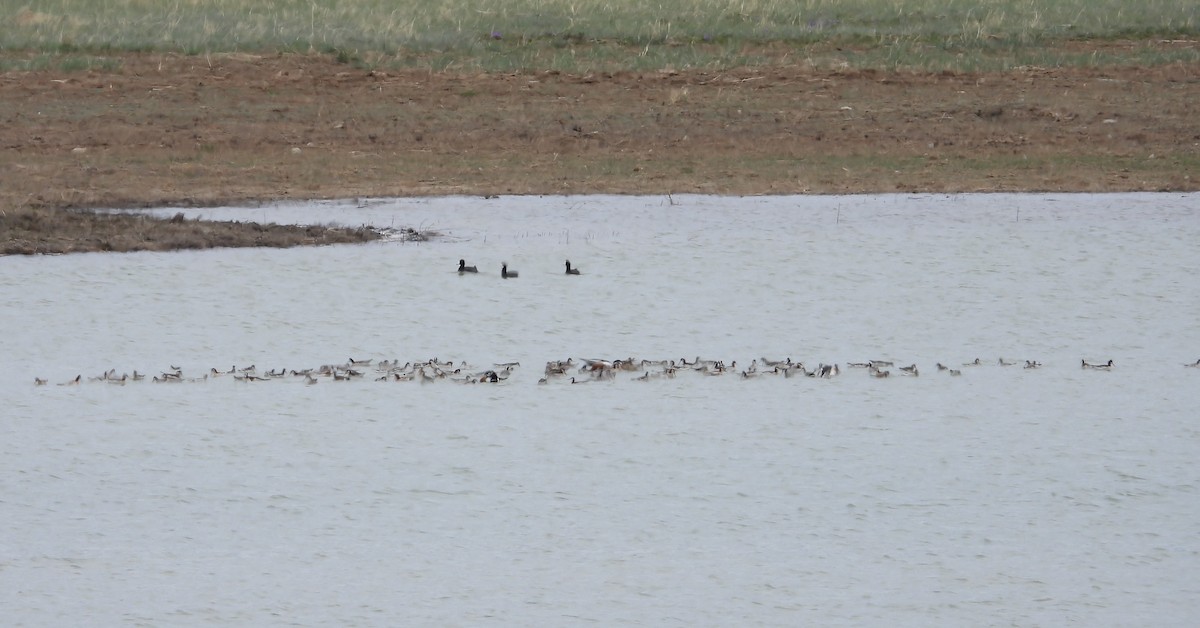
[
  {"x1": 34, "y1": 357, "x2": 1199, "y2": 387},
  {"x1": 34, "y1": 358, "x2": 522, "y2": 387},
  {"x1": 541, "y1": 356, "x2": 1117, "y2": 383},
  {"x1": 43, "y1": 254, "x2": 1181, "y2": 387}
]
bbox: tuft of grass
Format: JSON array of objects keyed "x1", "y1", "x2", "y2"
[{"x1": 0, "y1": 53, "x2": 122, "y2": 72}]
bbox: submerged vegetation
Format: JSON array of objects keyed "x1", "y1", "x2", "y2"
[{"x1": 5, "y1": 0, "x2": 1198, "y2": 72}]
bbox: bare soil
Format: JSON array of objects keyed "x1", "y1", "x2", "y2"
[{"x1": 2, "y1": 48, "x2": 1197, "y2": 253}]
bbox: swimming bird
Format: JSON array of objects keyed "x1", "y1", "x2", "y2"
[
  {"x1": 1082, "y1": 359, "x2": 1114, "y2": 370},
  {"x1": 1186, "y1": 359, "x2": 1200, "y2": 368},
  {"x1": 34, "y1": 377, "x2": 47, "y2": 386},
  {"x1": 544, "y1": 360, "x2": 572, "y2": 376},
  {"x1": 998, "y1": 357, "x2": 1017, "y2": 366},
  {"x1": 565, "y1": 259, "x2": 581, "y2": 275},
  {"x1": 579, "y1": 358, "x2": 614, "y2": 372},
  {"x1": 458, "y1": 259, "x2": 478, "y2": 273},
  {"x1": 614, "y1": 358, "x2": 641, "y2": 372},
  {"x1": 501, "y1": 263, "x2": 518, "y2": 279}
]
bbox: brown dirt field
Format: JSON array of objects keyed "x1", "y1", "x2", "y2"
[{"x1": 2, "y1": 49, "x2": 1198, "y2": 253}]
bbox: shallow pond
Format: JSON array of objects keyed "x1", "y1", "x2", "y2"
[{"x1": 3, "y1": 193, "x2": 1199, "y2": 626}]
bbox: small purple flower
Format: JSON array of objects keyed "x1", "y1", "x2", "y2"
[{"x1": 490, "y1": 30, "x2": 502, "y2": 40}]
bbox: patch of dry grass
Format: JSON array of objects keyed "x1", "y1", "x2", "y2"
[{"x1": 3, "y1": 0, "x2": 1196, "y2": 72}]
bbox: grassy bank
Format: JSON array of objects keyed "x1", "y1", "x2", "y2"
[{"x1": 6, "y1": 0, "x2": 1198, "y2": 72}]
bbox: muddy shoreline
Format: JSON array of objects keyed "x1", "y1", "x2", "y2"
[{"x1": 3, "y1": 52, "x2": 1197, "y2": 254}]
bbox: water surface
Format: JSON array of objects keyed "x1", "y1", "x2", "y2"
[{"x1": 3, "y1": 193, "x2": 1198, "y2": 626}]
